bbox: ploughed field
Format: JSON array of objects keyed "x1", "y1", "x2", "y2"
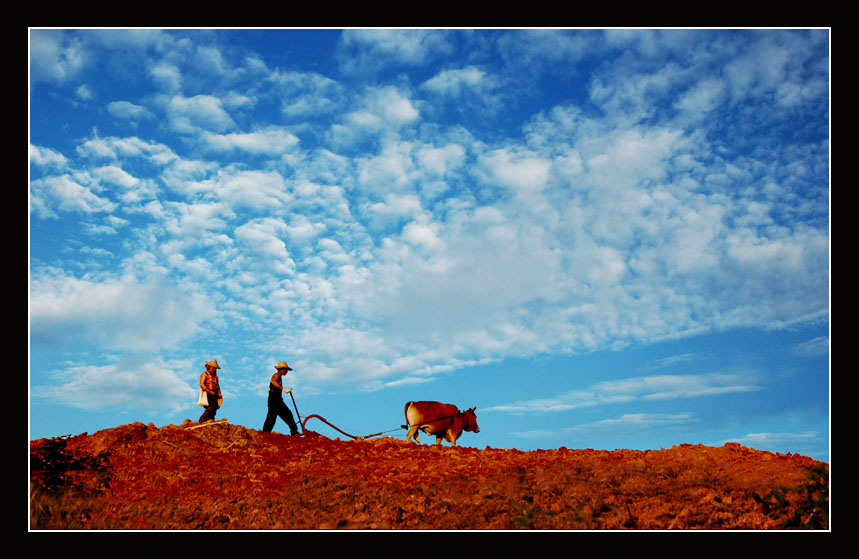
[{"x1": 30, "y1": 420, "x2": 828, "y2": 530}]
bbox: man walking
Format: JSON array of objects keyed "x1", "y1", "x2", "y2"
[
  {"x1": 262, "y1": 361, "x2": 300, "y2": 435},
  {"x1": 198, "y1": 359, "x2": 223, "y2": 424}
]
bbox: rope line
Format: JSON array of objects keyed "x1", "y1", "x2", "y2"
[
  {"x1": 301, "y1": 414, "x2": 406, "y2": 440},
  {"x1": 301, "y1": 410, "x2": 463, "y2": 441}
]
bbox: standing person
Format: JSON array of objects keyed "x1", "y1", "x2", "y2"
[
  {"x1": 262, "y1": 361, "x2": 299, "y2": 435},
  {"x1": 198, "y1": 359, "x2": 223, "y2": 424}
]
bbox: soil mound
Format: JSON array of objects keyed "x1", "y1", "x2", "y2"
[{"x1": 30, "y1": 420, "x2": 828, "y2": 530}]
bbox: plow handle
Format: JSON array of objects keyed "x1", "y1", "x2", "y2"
[{"x1": 289, "y1": 391, "x2": 303, "y2": 433}]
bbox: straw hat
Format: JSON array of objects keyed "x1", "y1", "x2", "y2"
[
  {"x1": 274, "y1": 361, "x2": 293, "y2": 371},
  {"x1": 206, "y1": 359, "x2": 221, "y2": 370}
]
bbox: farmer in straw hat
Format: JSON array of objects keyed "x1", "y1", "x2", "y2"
[
  {"x1": 198, "y1": 359, "x2": 223, "y2": 424},
  {"x1": 262, "y1": 361, "x2": 300, "y2": 435}
]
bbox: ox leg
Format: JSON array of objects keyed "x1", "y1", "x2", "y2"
[{"x1": 406, "y1": 425, "x2": 421, "y2": 444}]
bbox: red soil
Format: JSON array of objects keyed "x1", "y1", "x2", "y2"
[{"x1": 30, "y1": 419, "x2": 829, "y2": 530}]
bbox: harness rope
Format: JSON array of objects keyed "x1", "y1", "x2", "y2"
[
  {"x1": 405, "y1": 412, "x2": 460, "y2": 429},
  {"x1": 301, "y1": 414, "x2": 404, "y2": 440},
  {"x1": 301, "y1": 410, "x2": 464, "y2": 441}
]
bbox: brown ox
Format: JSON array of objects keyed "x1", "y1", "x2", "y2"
[{"x1": 404, "y1": 400, "x2": 480, "y2": 447}]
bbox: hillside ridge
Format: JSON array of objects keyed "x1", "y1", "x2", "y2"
[{"x1": 30, "y1": 420, "x2": 829, "y2": 530}]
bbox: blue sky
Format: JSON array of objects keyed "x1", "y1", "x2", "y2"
[{"x1": 29, "y1": 28, "x2": 830, "y2": 462}]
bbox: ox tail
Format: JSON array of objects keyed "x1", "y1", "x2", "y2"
[{"x1": 404, "y1": 401, "x2": 414, "y2": 425}]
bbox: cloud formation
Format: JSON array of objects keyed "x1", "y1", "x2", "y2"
[
  {"x1": 487, "y1": 372, "x2": 761, "y2": 414},
  {"x1": 29, "y1": 29, "x2": 829, "y2": 420}
]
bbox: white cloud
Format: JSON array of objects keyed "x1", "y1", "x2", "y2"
[
  {"x1": 29, "y1": 270, "x2": 210, "y2": 352},
  {"x1": 365, "y1": 193, "x2": 424, "y2": 228},
  {"x1": 723, "y1": 39, "x2": 792, "y2": 101},
  {"x1": 498, "y1": 29, "x2": 591, "y2": 67},
  {"x1": 401, "y1": 218, "x2": 444, "y2": 252},
  {"x1": 646, "y1": 352, "x2": 702, "y2": 371},
  {"x1": 582, "y1": 245, "x2": 627, "y2": 285},
  {"x1": 75, "y1": 84, "x2": 94, "y2": 101},
  {"x1": 31, "y1": 357, "x2": 196, "y2": 413},
  {"x1": 377, "y1": 88, "x2": 420, "y2": 125},
  {"x1": 338, "y1": 29, "x2": 453, "y2": 73},
  {"x1": 75, "y1": 135, "x2": 178, "y2": 164},
  {"x1": 29, "y1": 175, "x2": 116, "y2": 218},
  {"x1": 147, "y1": 61, "x2": 180, "y2": 91},
  {"x1": 271, "y1": 70, "x2": 343, "y2": 118},
  {"x1": 201, "y1": 127, "x2": 299, "y2": 155},
  {"x1": 164, "y1": 94, "x2": 236, "y2": 134},
  {"x1": 181, "y1": 169, "x2": 294, "y2": 211},
  {"x1": 107, "y1": 100, "x2": 154, "y2": 121},
  {"x1": 345, "y1": 87, "x2": 420, "y2": 138},
  {"x1": 421, "y1": 66, "x2": 488, "y2": 96},
  {"x1": 234, "y1": 219, "x2": 296, "y2": 276},
  {"x1": 194, "y1": 45, "x2": 230, "y2": 78},
  {"x1": 486, "y1": 372, "x2": 761, "y2": 414},
  {"x1": 30, "y1": 144, "x2": 68, "y2": 168},
  {"x1": 725, "y1": 431, "x2": 818, "y2": 447},
  {"x1": 29, "y1": 29, "x2": 89, "y2": 84},
  {"x1": 357, "y1": 141, "x2": 418, "y2": 191},
  {"x1": 92, "y1": 165, "x2": 159, "y2": 204},
  {"x1": 93, "y1": 165, "x2": 139, "y2": 189},
  {"x1": 416, "y1": 143, "x2": 466, "y2": 175},
  {"x1": 285, "y1": 215, "x2": 327, "y2": 242},
  {"x1": 479, "y1": 148, "x2": 551, "y2": 192},
  {"x1": 579, "y1": 127, "x2": 683, "y2": 192},
  {"x1": 513, "y1": 412, "x2": 695, "y2": 439},
  {"x1": 792, "y1": 336, "x2": 828, "y2": 357},
  {"x1": 89, "y1": 28, "x2": 176, "y2": 52},
  {"x1": 674, "y1": 78, "x2": 726, "y2": 121}
]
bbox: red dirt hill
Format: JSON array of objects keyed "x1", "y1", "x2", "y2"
[{"x1": 30, "y1": 419, "x2": 828, "y2": 530}]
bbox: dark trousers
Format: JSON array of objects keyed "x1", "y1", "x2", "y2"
[
  {"x1": 198, "y1": 393, "x2": 219, "y2": 423},
  {"x1": 263, "y1": 398, "x2": 298, "y2": 434}
]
